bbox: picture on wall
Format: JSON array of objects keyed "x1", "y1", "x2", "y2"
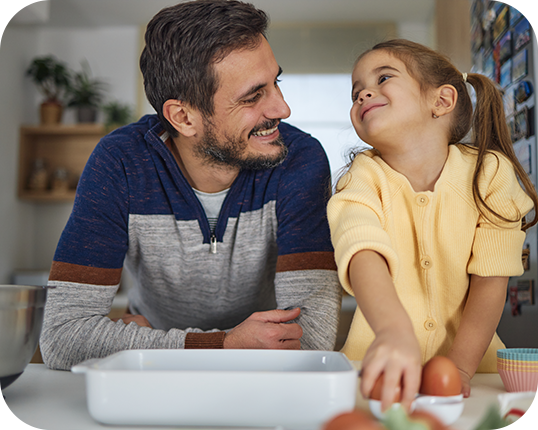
[
  {"x1": 493, "y1": 42, "x2": 501, "y2": 83},
  {"x1": 504, "y1": 91, "x2": 515, "y2": 116},
  {"x1": 484, "y1": 51, "x2": 495, "y2": 80},
  {"x1": 514, "y1": 80, "x2": 534, "y2": 104},
  {"x1": 512, "y1": 49, "x2": 528, "y2": 82},
  {"x1": 492, "y1": 4, "x2": 509, "y2": 41},
  {"x1": 471, "y1": 22, "x2": 484, "y2": 52},
  {"x1": 510, "y1": 0, "x2": 526, "y2": 26},
  {"x1": 498, "y1": 31, "x2": 511, "y2": 64},
  {"x1": 513, "y1": 18, "x2": 531, "y2": 51},
  {"x1": 472, "y1": 50, "x2": 484, "y2": 74},
  {"x1": 500, "y1": 59, "x2": 512, "y2": 88},
  {"x1": 514, "y1": 107, "x2": 530, "y2": 141},
  {"x1": 508, "y1": 116, "x2": 516, "y2": 142}
]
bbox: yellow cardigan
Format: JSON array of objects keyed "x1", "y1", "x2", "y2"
[{"x1": 328, "y1": 144, "x2": 533, "y2": 372}]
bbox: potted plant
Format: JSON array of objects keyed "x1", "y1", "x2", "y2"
[
  {"x1": 102, "y1": 101, "x2": 134, "y2": 132},
  {"x1": 26, "y1": 55, "x2": 71, "y2": 125},
  {"x1": 67, "y1": 61, "x2": 107, "y2": 123}
]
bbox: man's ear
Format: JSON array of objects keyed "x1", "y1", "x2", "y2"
[
  {"x1": 162, "y1": 99, "x2": 200, "y2": 137},
  {"x1": 432, "y1": 84, "x2": 458, "y2": 117}
]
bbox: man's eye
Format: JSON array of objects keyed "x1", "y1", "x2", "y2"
[{"x1": 245, "y1": 93, "x2": 262, "y2": 104}]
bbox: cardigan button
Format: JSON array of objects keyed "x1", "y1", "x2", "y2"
[
  {"x1": 416, "y1": 194, "x2": 429, "y2": 206},
  {"x1": 420, "y1": 256, "x2": 432, "y2": 269},
  {"x1": 424, "y1": 319, "x2": 437, "y2": 331}
]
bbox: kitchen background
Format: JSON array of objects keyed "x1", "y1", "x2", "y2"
[{"x1": 0, "y1": 0, "x2": 536, "y2": 349}]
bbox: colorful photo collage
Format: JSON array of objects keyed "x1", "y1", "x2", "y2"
[
  {"x1": 471, "y1": 1, "x2": 531, "y2": 89},
  {"x1": 471, "y1": 0, "x2": 534, "y2": 153}
]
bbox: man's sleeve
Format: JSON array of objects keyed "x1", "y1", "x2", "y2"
[
  {"x1": 274, "y1": 131, "x2": 342, "y2": 351},
  {"x1": 40, "y1": 142, "x2": 220, "y2": 371}
]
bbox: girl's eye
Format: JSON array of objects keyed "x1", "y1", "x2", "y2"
[
  {"x1": 378, "y1": 75, "x2": 391, "y2": 84},
  {"x1": 351, "y1": 92, "x2": 359, "y2": 102},
  {"x1": 275, "y1": 78, "x2": 282, "y2": 87}
]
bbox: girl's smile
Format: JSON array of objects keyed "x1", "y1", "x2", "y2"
[{"x1": 360, "y1": 102, "x2": 388, "y2": 121}]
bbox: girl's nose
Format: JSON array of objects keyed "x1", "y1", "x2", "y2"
[{"x1": 358, "y1": 90, "x2": 373, "y2": 104}]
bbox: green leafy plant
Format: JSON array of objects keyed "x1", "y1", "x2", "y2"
[
  {"x1": 67, "y1": 61, "x2": 107, "y2": 109},
  {"x1": 26, "y1": 55, "x2": 71, "y2": 104},
  {"x1": 102, "y1": 101, "x2": 134, "y2": 131}
]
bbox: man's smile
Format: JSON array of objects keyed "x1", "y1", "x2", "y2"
[{"x1": 252, "y1": 124, "x2": 279, "y2": 137}]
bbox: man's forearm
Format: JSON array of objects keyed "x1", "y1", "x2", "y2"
[
  {"x1": 41, "y1": 282, "x2": 208, "y2": 370},
  {"x1": 274, "y1": 269, "x2": 341, "y2": 351}
]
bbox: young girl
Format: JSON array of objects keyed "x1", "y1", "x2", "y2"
[{"x1": 327, "y1": 39, "x2": 538, "y2": 411}]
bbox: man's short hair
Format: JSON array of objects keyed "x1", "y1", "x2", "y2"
[{"x1": 140, "y1": 0, "x2": 269, "y2": 136}]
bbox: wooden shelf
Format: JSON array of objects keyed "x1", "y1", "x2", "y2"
[
  {"x1": 18, "y1": 124, "x2": 106, "y2": 202},
  {"x1": 18, "y1": 190, "x2": 78, "y2": 203}
]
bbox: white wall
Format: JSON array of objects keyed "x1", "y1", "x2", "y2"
[
  {"x1": 278, "y1": 74, "x2": 358, "y2": 180},
  {"x1": 0, "y1": 26, "x2": 40, "y2": 283}
]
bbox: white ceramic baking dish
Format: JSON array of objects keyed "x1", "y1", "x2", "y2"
[{"x1": 72, "y1": 349, "x2": 358, "y2": 429}]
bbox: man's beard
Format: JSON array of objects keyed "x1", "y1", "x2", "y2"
[{"x1": 194, "y1": 118, "x2": 288, "y2": 170}]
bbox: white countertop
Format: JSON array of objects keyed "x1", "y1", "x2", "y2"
[{"x1": 0, "y1": 362, "x2": 535, "y2": 430}]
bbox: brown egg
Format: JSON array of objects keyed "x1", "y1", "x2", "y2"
[
  {"x1": 322, "y1": 410, "x2": 384, "y2": 430},
  {"x1": 369, "y1": 373, "x2": 402, "y2": 403},
  {"x1": 419, "y1": 356, "x2": 462, "y2": 396}
]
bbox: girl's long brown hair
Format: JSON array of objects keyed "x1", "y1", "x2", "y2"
[{"x1": 354, "y1": 39, "x2": 538, "y2": 231}]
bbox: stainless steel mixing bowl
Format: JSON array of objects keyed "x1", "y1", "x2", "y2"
[{"x1": 0, "y1": 285, "x2": 48, "y2": 390}]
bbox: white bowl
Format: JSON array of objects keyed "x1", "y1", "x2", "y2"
[
  {"x1": 369, "y1": 394, "x2": 464, "y2": 425},
  {"x1": 413, "y1": 394, "x2": 464, "y2": 425},
  {"x1": 72, "y1": 349, "x2": 358, "y2": 428}
]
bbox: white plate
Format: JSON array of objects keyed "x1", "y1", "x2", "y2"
[{"x1": 72, "y1": 349, "x2": 358, "y2": 428}]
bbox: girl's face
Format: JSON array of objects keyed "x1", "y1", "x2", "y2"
[{"x1": 350, "y1": 50, "x2": 434, "y2": 148}]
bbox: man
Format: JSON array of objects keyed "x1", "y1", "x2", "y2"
[{"x1": 40, "y1": 0, "x2": 341, "y2": 371}]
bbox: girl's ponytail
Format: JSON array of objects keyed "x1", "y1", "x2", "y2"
[{"x1": 466, "y1": 73, "x2": 538, "y2": 231}]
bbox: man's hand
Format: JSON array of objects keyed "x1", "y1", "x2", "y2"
[
  {"x1": 223, "y1": 308, "x2": 303, "y2": 349},
  {"x1": 111, "y1": 314, "x2": 152, "y2": 328}
]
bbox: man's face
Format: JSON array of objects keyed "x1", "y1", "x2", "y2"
[{"x1": 194, "y1": 36, "x2": 292, "y2": 170}]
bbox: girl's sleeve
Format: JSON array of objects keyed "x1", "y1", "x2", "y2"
[
  {"x1": 468, "y1": 153, "x2": 534, "y2": 277},
  {"x1": 327, "y1": 156, "x2": 399, "y2": 294}
]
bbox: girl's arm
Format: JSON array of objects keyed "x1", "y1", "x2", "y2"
[
  {"x1": 447, "y1": 275, "x2": 508, "y2": 397},
  {"x1": 349, "y1": 250, "x2": 422, "y2": 412}
]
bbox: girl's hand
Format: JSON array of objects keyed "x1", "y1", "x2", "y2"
[
  {"x1": 456, "y1": 367, "x2": 471, "y2": 398},
  {"x1": 360, "y1": 326, "x2": 422, "y2": 412}
]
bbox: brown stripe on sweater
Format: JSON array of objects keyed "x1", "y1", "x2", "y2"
[
  {"x1": 185, "y1": 331, "x2": 226, "y2": 349},
  {"x1": 49, "y1": 261, "x2": 122, "y2": 286},
  {"x1": 276, "y1": 251, "x2": 337, "y2": 272}
]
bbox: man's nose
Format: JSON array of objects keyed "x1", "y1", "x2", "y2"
[{"x1": 266, "y1": 87, "x2": 291, "y2": 119}]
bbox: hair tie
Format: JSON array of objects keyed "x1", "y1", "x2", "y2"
[{"x1": 462, "y1": 72, "x2": 468, "y2": 83}]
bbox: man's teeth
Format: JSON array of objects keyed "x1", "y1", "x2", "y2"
[{"x1": 253, "y1": 126, "x2": 278, "y2": 136}]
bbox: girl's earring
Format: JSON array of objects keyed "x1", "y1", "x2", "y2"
[{"x1": 432, "y1": 113, "x2": 439, "y2": 119}]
